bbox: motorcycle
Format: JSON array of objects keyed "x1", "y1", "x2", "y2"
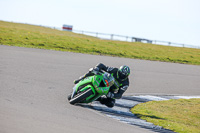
[{"x1": 68, "y1": 71, "x2": 115, "y2": 105}]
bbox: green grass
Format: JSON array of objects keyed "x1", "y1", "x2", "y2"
[
  {"x1": 131, "y1": 98, "x2": 200, "y2": 133},
  {"x1": 1, "y1": 20, "x2": 200, "y2": 65}
]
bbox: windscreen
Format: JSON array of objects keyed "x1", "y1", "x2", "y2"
[{"x1": 103, "y1": 72, "x2": 115, "y2": 87}]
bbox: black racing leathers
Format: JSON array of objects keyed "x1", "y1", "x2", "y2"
[
  {"x1": 95, "y1": 63, "x2": 129, "y2": 99},
  {"x1": 76, "y1": 63, "x2": 129, "y2": 108}
]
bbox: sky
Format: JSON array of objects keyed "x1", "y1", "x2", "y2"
[{"x1": 0, "y1": 0, "x2": 200, "y2": 47}]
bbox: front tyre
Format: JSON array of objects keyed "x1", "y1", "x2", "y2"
[
  {"x1": 69, "y1": 89, "x2": 93, "y2": 105},
  {"x1": 68, "y1": 93, "x2": 72, "y2": 101}
]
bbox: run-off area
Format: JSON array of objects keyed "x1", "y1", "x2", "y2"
[{"x1": 79, "y1": 95, "x2": 200, "y2": 133}]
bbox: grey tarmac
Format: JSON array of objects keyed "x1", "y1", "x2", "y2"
[{"x1": 0, "y1": 45, "x2": 200, "y2": 133}]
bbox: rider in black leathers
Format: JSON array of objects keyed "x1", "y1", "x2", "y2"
[{"x1": 73, "y1": 63, "x2": 130, "y2": 108}]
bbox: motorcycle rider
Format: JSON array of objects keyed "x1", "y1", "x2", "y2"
[{"x1": 72, "y1": 63, "x2": 130, "y2": 108}]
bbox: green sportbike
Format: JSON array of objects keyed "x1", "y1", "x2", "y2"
[{"x1": 68, "y1": 71, "x2": 115, "y2": 105}]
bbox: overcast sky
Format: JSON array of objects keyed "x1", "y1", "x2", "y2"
[{"x1": 1, "y1": 0, "x2": 200, "y2": 47}]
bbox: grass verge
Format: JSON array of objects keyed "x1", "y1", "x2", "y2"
[
  {"x1": 131, "y1": 98, "x2": 200, "y2": 133},
  {"x1": 0, "y1": 20, "x2": 200, "y2": 65}
]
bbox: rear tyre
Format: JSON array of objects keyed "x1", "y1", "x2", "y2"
[{"x1": 69, "y1": 89, "x2": 93, "y2": 105}]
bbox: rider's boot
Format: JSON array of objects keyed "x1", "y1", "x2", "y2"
[
  {"x1": 96, "y1": 97, "x2": 115, "y2": 108},
  {"x1": 96, "y1": 97, "x2": 107, "y2": 104}
]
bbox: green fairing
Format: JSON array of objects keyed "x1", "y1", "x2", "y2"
[{"x1": 72, "y1": 72, "x2": 114, "y2": 103}]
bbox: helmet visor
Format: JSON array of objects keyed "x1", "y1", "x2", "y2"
[{"x1": 118, "y1": 70, "x2": 128, "y2": 79}]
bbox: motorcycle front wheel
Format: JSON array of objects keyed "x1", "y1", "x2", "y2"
[{"x1": 69, "y1": 89, "x2": 93, "y2": 105}]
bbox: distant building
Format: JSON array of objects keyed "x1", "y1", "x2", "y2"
[{"x1": 63, "y1": 24, "x2": 73, "y2": 31}]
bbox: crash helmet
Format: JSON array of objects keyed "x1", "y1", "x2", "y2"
[{"x1": 118, "y1": 65, "x2": 130, "y2": 80}]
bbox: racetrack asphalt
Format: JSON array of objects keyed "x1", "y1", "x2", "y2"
[{"x1": 0, "y1": 45, "x2": 200, "y2": 133}]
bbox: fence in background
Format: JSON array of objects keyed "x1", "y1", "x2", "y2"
[
  {"x1": 72, "y1": 30, "x2": 200, "y2": 49},
  {"x1": 14, "y1": 22, "x2": 199, "y2": 49}
]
